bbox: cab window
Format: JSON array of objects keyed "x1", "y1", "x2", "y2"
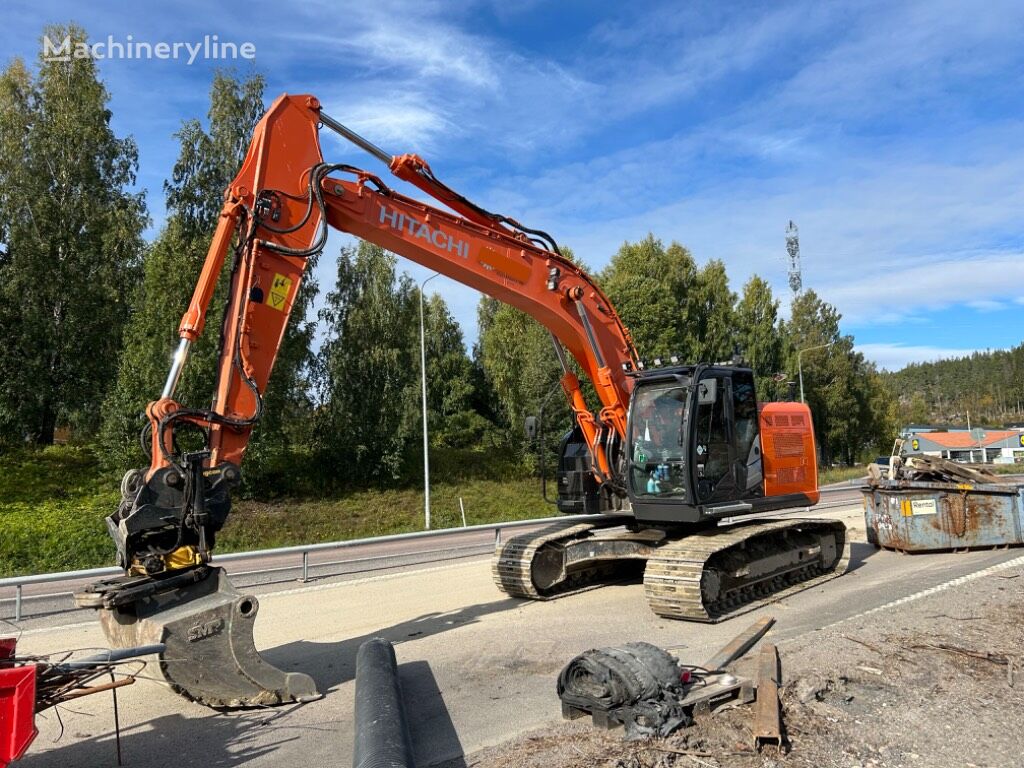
[{"x1": 628, "y1": 381, "x2": 690, "y2": 498}]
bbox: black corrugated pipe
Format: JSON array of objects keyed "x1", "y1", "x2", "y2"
[{"x1": 353, "y1": 638, "x2": 416, "y2": 768}]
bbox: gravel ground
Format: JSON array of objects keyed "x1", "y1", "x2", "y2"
[{"x1": 461, "y1": 560, "x2": 1024, "y2": 768}]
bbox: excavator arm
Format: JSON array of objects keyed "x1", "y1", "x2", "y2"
[
  {"x1": 120, "y1": 93, "x2": 637, "y2": 577},
  {"x1": 78, "y1": 94, "x2": 639, "y2": 707}
]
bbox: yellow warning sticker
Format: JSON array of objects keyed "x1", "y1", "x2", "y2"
[{"x1": 268, "y1": 273, "x2": 292, "y2": 312}]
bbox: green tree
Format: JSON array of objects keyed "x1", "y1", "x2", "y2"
[
  {"x1": 690, "y1": 259, "x2": 736, "y2": 363},
  {"x1": 600, "y1": 236, "x2": 740, "y2": 366},
  {"x1": 783, "y1": 290, "x2": 842, "y2": 462},
  {"x1": 599, "y1": 235, "x2": 698, "y2": 360},
  {"x1": 734, "y1": 275, "x2": 783, "y2": 401},
  {"x1": 475, "y1": 246, "x2": 593, "y2": 454},
  {"x1": 782, "y1": 290, "x2": 891, "y2": 464},
  {"x1": 475, "y1": 296, "x2": 568, "y2": 448},
  {"x1": 903, "y1": 391, "x2": 931, "y2": 424},
  {"x1": 884, "y1": 343, "x2": 1024, "y2": 427},
  {"x1": 421, "y1": 293, "x2": 489, "y2": 448},
  {"x1": 99, "y1": 71, "x2": 271, "y2": 472},
  {"x1": 0, "y1": 25, "x2": 147, "y2": 444},
  {"x1": 315, "y1": 242, "x2": 419, "y2": 484}
]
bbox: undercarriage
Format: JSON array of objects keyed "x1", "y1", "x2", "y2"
[{"x1": 493, "y1": 516, "x2": 849, "y2": 622}]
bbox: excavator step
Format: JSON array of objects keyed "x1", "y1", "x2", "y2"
[{"x1": 75, "y1": 566, "x2": 319, "y2": 708}]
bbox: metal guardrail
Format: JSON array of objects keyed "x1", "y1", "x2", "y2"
[
  {"x1": 0, "y1": 513, "x2": 599, "y2": 622},
  {"x1": 1, "y1": 487, "x2": 873, "y2": 623}
]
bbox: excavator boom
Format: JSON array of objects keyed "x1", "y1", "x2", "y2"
[
  {"x1": 110, "y1": 93, "x2": 641, "y2": 579},
  {"x1": 80, "y1": 93, "x2": 640, "y2": 707}
]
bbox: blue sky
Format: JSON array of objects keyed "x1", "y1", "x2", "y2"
[{"x1": 4, "y1": 0, "x2": 1023, "y2": 371}]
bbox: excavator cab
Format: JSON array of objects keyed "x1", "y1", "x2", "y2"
[
  {"x1": 501, "y1": 362, "x2": 840, "y2": 616},
  {"x1": 624, "y1": 365, "x2": 762, "y2": 523},
  {"x1": 621, "y1": 363, "x2": 819, "y2": 524},
  {"x1": 549, "y1": 363, "x2": 813, "y2": 524}
]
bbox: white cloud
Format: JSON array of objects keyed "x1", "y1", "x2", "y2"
[
  {"x1": 221, "y1": 1, "x2": 1024, "y2": 354},
  {"x1": 596, "y1": 4, "x2": 833, "y2": 115},
  {"x1": 966, "y1": 299, "x2": 1008, "y2": 313},
  {"x1": 478, "y1": 113, "x2": 1024, "y2": 333},
  {"x1": 327, "y1": 98, "x2": 453, "y2": 152},
  {"x1": 342, "y1": 28, "x2": 496, "y2": 89},
  {"x1": 12, "y1": 0, "x2": 1023, "y2": 358},
  {"x1": 773, "y1": 3, "x2": 1020, "y2": 110},
  {"x1": 823, "y1": 255, "x2": 1024, "y2": 325},
  {"x1": 856, "y1": 343, "x2": 986, "y2": 371},
  {"x1": 283, "y1": 20, "x2": 497, "y2": 90}
]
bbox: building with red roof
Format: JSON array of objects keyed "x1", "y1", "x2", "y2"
[{"x1": 905, "y1": 429, "x2": 1024, "y2": 463}]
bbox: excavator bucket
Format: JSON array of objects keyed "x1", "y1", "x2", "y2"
[{"x1": 75, "y1": 566, "x2": 319, "y2": 708}]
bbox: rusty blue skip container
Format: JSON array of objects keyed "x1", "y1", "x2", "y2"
[{"x1": 862, "y1": 480, "x2": 1024, "y2": 552}]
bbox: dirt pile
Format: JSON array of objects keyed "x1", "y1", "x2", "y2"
[{"x1": 463, "y1": 567, "x2": 1024, "y2": 768}]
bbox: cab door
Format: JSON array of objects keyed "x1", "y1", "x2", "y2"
[
  {"x1": 693, "y1": 369, "x2": 761, "y2": 504},
  {"x1": 728, "y1": 370, "x2": 763, "y2": 498},
  {"x1": 692, "y1": 371, "x2": 734, "y2": 503}
]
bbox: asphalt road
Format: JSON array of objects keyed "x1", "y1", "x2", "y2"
[{"x1": 14, "y1": 498, "x2": 1024, "y2": 768}]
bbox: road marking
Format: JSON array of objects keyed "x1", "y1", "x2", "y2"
[
  {"x1": 803, "y1": 552, "x2": 1024, "y2": 636},
  {"x1": 20, "y1": 550, "x2": 1023, "y2": 639}
]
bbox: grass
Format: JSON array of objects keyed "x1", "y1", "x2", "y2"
[
  {"x1": 0, "y1": 446, "x2": 120, "y2": 577},
  {"x1": 218, "y1": 479, "x2": 552, "y2": 553},
  {"x1": 984, "y1": 462, "x2": 1024, "y2": 475},
  {"x1": 0, "y1": 445, "x2": 552, "y2": 577},
  {"x1": 818, "y1": 466, "x2": 869, "y2": 485}
]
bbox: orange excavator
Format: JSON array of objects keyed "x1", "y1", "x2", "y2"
[{"x1": 76, "y1": 94, "x2": 847, "y2": 707}]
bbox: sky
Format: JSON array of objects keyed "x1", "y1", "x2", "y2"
[{"x1": 3, "y1": 0, "x2": 1023, "y2": 371}]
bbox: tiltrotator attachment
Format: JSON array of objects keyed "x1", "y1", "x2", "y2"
[{"x1": 75, "y1": 566, "x2": 319, "y2": 708}]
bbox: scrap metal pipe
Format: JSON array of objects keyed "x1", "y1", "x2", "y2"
[
  {"x1": 702, "y1": 616, "x2": 775, "y2": 672},
  {"x1": 753, "y1": 643, "x2": 783, "y2": 751},
  {"x1": 354, "y1": 638, "x2": 415, "y2": 768}
]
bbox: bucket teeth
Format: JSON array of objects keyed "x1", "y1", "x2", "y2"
[{"x1": 77, "y1": 566, "x2": 319, "y2": 708}]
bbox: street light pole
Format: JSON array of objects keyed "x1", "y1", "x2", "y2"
[
  {"x1": 797, "y1": 342, "x2": 836, "y2": 404},
  {"x1": 419, "y1": 273, "x2": 439, "y2": 530}
]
